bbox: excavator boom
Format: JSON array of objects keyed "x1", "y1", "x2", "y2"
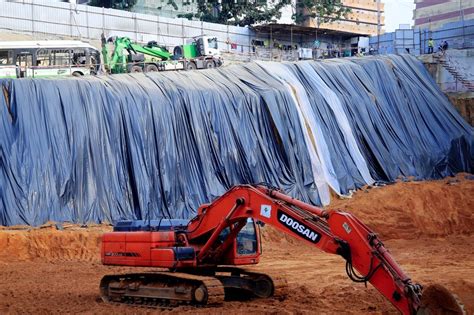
[
  {"x1": 128, "y1": 42, "x2": 172, "y2": 61},
  {"x1": 186, "y1": 185, "x2": 420, "y2": 314}
]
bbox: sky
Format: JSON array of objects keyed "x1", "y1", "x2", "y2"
[{"x1": 383, "y1": 0, "x2": 416, "y2": 32}]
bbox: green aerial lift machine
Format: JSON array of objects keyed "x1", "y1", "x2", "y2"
[{"x1": 102, "y1": 35, "x2": 223, "y2": 74}]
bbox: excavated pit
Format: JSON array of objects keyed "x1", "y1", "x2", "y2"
[{"x1": 0, "y1": 174, "x2": 472, "y2": 314}]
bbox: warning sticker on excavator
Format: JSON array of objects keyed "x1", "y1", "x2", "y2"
[
  {"x1": 260, "y1": 205, "x2": 272, "y2": 218},
  {"x1": 342, "y1": 222, "x2": 352, "y2": 234}
]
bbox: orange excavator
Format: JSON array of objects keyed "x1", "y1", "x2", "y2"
[{"x1": 100, "y1": 185, "x2": 464, "y2": 314}]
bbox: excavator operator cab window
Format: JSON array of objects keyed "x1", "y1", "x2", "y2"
[
  {"x1": 217, "y1": 219, "x2": 258, "y2": 256},
  {"x1": 236, "y1": 218, "x2": 257, "y2": 255}
]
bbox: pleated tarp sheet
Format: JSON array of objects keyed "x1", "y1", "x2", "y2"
[{"x1": 0, "y1": 54, "x2": 472, "y2": 226}]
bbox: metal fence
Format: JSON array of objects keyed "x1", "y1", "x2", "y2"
[
  {"x1": 0, "y1": 0, "x2": 366, "y2": 64},
  {"x1": 370, "y1": 19, "x2": 474, "y2": 56},
  {"x1": 0, "y1": 0, "x2": 253, "y2": 53}
]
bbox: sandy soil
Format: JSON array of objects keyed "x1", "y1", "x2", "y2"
[{"x1": 0, "y1": 174, "x2": 473, "y2": 314}]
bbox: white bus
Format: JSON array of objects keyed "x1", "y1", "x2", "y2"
[{"x1": 0, "y1": 40, "x2": 100, "y2": 79}]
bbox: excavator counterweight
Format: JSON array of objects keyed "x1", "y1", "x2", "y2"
[{"x1": 100, "y1": 185, "x2": 464, "y2": 314}]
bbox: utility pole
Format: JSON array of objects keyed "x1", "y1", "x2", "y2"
[
  {"x1": 376, "y1": 0, "x2": 381, "y2": 53},
  {"x1": 460, "y1": 0, "x2": 465, "y2": 48},
  {"x1": 270, "y1": 25, "x2": 273, "y2": 60}
]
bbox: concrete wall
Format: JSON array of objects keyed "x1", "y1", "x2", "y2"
[
  {"x1": 420, "y1": 49, "x2": 474, "y2": 93},
  {"x1": 134, "y1": 0, "x2": 197, "y2": 18}
]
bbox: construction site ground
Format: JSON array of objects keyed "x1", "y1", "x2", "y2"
[{"x1": 0, "y1": 174, "x2": 473, "y2": 314}]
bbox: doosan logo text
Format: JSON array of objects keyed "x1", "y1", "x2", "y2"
[{"x1": 278, "y1": 211, "x2": 320, "y2": 243}]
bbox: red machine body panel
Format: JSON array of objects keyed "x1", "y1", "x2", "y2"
[
  {"x1": 102, "y1": 223, "x2": 261, "y2": 268},
  {"x1": 102, "y1": 231, "x2": 177, "y2": 266}
]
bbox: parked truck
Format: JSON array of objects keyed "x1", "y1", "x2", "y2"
[{"x1": 103, "y1": 35, "x2": 223, "y2": 74}]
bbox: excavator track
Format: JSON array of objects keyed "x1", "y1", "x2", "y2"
[
  {"x1": 100, "y1": 272, "x2": 225, "y2": 307},
  {"x1": 212, "y1": 267, "x2": 288, "y2": 300},
  {"x1": 100, "y1": 267, "x2": 288, "y2": 308}
]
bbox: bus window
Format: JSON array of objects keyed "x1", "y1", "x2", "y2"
[
  {"x1": 51, "y1": 49, "x2": 71, "y2": 67},
  {"x1": 36, "y1": 49, "x2": 51, "y2": 67},
  {"x1": 16, "y1": 53, "x2": 33, "y2": 78},
  {"x1": 72, "y1": 48, "x2": 87, "y2": 66},
  {"x1": 0, "y1": 50, "x2": 13, "y2": 65},
  {"x1": 0, "y1": 50, "x2": 17, "y2": 79},
  {"x1": 89, "y1": 50, "x2": 100, "y2": 73}
]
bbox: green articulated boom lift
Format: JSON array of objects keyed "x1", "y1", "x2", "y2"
[{"x1": 102, "y1": 35, "x2": 223, "y2": 74}]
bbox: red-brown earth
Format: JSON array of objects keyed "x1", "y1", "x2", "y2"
[{"x1": 0, "y1": 174, "x2": 473, "y2": 314}]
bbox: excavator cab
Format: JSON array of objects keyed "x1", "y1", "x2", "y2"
[
  {"x1": 236, "y1": 219, "x2": 259, "y2": 255},
  {"x1": 216, "y1": 218, "x2": 261, "y2": 265}
]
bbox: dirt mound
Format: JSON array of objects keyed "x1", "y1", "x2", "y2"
[
  {"x1": 260, "y1": 174, "x2": 473, "y2": 243},
  {"x1": 327, "y1": 174, "x2": 474, "y2": 240},
  {"x1": 419, "y1": 284, "x2": 465, "y2": 314},
  {"x1": 0, "y1": 225, "x2": 107, "y2": 262}
]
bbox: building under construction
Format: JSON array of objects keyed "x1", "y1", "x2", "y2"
[{"x1": 415, "y1": 0, "x2": 474, "y2": 30}]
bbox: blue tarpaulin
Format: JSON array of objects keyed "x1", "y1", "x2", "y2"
[{"x1": 0, "y1": 54, "x2": 472, "y2": 226}]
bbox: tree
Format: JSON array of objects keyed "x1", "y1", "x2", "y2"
[
  {"x1": 179, "y1": 0, "x2": 291, "y2": 27},
  {"x1": 89, "y1": 0, "x2": 137, "y2": 10},
  {"x1": 180, "y1": 0, "x2": 350, "y2": 27},
  {"x1": 293, "y1": 0, "x2": 350, "y2": 25}
]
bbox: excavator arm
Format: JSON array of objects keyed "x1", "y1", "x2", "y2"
[
  {"x1": 107, "y1": 37, "x2": 130, "y2": 73},
  {"x1": 105, "y1": 37, "x2": 173, "y2": 73},
  {"x1": 187, "y1": 185, "x2": 421, "y2": 314},
  {"x1": 127, "y1": 43, "x2": 172, "y2": 61}
]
